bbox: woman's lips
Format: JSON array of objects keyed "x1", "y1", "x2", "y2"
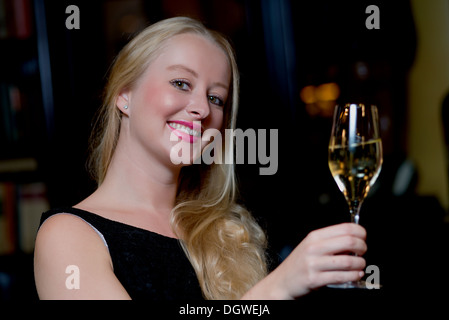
[{"x1": 167, "y1": 120, "x2": 202, "y2": 143}]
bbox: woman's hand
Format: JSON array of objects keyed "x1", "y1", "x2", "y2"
[{"x1": 242, "y1": 223, "x2": 367, "y2": 300}]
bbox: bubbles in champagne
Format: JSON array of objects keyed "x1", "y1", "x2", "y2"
[{"x1": 328, "y1": 139, "x2": 382, "y2": 204}]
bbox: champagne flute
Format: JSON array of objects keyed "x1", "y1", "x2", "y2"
[{"x1": 328, "y1": 103, "x2": 383, "y2": 289}]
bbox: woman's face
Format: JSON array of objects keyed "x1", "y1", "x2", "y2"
[{"x1": 117, "y1": 33, "x2": 231, "y2": 168}]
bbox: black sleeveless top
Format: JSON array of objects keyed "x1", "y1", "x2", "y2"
[{"x1": 39, "y1": 207, "x2": 204, "y2": 300}]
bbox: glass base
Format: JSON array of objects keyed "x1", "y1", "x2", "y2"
[{"x1": 327, "y1": 280, "x2": 381, "y2": 289}]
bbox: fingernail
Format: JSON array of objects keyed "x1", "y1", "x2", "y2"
[{"x1": 359, "y1": 271, "x2": 364, "y2": 277}]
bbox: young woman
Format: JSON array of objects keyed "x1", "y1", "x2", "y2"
[{"x1": 34, "y1": 17, "x2": 367, "y2": 300}]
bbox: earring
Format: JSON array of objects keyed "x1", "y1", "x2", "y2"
[{"x1": 124, "y1": 105, "x2": 128, "y2": 109}]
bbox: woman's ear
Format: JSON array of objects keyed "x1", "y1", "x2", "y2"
[{"x1": 116, "y1": 91, "x2": 130, "y2": 115}]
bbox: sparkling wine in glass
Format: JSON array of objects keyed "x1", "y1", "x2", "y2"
[{"x1": 328, "y1": 103, "x2": 383, "y2": 289}]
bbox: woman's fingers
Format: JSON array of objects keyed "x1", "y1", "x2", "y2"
[
  {"x1": 308, "y1": 270, "x2": 365, "y2": 290},
  {"x1": 306, "y1": 255, "x2": 366, "y2": 290},
  {"x1": 312, "y1": 235, "x2": 368, "y2": 256},
  {"x1": 312, "y1": 255, "x2": 366, "y2": 272},
  {"x1": 277, "y1": 223, "x2": 369, "y2": 298},
  {"x1": 299, "y1": 223, "x2": 368, "y2": 291},
  {"x1": 308, "y1": 223, "x2": 367, "y2": 242}
]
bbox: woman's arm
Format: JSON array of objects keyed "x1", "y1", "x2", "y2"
[
  {"x1": 34, "y1": 214, "x2": 131, "y2": 300},
  {"x1": 242, "y1": 223, "x2": 367, "y2": 300}
]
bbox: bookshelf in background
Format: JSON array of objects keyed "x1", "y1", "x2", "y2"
[
  {"x1": 0, "y1": 181, "x2": 49, "y2": 254},
  {"x1": 0, "y1": 0, "x2": 51, "y2": 258}
]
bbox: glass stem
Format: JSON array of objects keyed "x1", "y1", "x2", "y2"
[
  {"x1": 349, "y1": 201, "x2": 363, "y2": 259},
  {"x1": 349, "y1": 201, "x2": 362, "y2": 225}
]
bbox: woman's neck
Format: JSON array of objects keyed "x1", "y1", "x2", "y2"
[
  {"x1": 77, "y1": 133, "x2": 181, "y2": 238},
  {"x1": 101, "y1": 150, "x2": 179, "y2": 213}
]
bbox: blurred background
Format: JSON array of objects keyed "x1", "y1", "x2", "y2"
[{"x1": 0, "y1": 0, "x2": 448, "y2": 304}]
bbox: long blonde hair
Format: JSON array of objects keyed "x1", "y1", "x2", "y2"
[{"x1": 88, "y1": 17, "x2": 267, "y2": 299}]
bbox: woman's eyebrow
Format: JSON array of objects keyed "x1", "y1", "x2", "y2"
[{"x1": 167, "y1": 64, "x2": 198, "y2": 78}]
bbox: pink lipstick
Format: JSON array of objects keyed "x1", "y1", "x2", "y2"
[{"x1": 167, "y1": 120, "x2": 202, "y2": 143}]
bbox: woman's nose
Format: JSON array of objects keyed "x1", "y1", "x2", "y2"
[{"x1": 186, "y1": 95, "x2": 210, "y2": 119}]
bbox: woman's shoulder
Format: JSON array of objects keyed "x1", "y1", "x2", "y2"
[
  {"x1": 35, "y1": 208, "x2": 110, "y2": 257},
  {"x1": 34, "y1": 209, "x2": 126, "y2": 299},
  {"x1": 39, "y1": 207, "x2": 108, "y2": 243},
  {"x1": 35, "y1": 207, "x2": 112, "y2": 273},
  {"x1": 40, "y1": 207, "x2": 103, "y2": 227}
]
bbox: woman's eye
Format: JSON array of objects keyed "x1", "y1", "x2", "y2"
[
  {"x1": 208, "y1": 95, "x2": 224, "y2": 107},
  {"x1": 171, "y1": 80, "x2": 190, "y2": 91}
]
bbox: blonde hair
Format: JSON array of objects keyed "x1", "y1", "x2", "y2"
[{"x1": 88, "y1": 17, "x2": 267, "y2": 299}]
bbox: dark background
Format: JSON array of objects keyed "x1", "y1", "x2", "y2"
[{"x1": 1, "y1": 0, "x2": 448, "y2": 307}]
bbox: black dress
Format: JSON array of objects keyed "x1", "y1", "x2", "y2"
[{"x1": 39, "y1": 207, "x2": 204, "y2": 300}]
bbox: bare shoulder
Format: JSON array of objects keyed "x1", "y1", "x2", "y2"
[
  {"x1": 36, "y1": 213, "x2": 105, "y2": 245},
  {"x1": 35, "y1": 213, "x2": 108, "y2": 258},
  {"x1": 34, "y1": 213, "x2": 130, "y2": 299}
]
